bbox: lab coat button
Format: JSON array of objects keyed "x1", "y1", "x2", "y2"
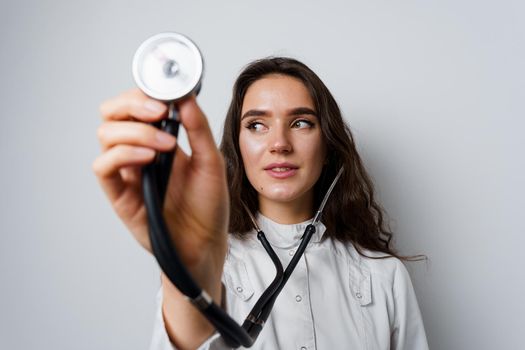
[
  {"x1": 356, "y1": 292, "x2": 362, "y2": 299},
  {"x1": 295, "y1": 295, "x2": 302, "y2": 302},
  {"x1": 300, "y1": 347, "x2": 307, "y2": 350},
  {"x1": 289, "y1": 250, "x2": 295, "y2": 256},
  {"x1": 236, "y1": 286, "x2": 243, "y2": 293}
]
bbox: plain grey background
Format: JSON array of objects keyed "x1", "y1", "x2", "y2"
[{"x1": 1, "y1": 0, "x2": 523, "y2": 349}]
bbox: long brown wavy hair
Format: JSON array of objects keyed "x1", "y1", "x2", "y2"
[{"x1": 220, "y1": 57, "x2": 417, "y2": 260}]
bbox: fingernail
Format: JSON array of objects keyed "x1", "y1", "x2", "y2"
[
  {"x1": 156, "y1": 131, "x2": 175, "y2": 146},
  {"x1": 143, "y1": 100, "x2": 167, "y2": 114}
]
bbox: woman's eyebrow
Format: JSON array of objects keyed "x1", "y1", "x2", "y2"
[
  {"x1": 241, "y1": 109, "x2": 267, "y2": 120},
  {"x1": 289, "y1": 107, "x2": 317, "y2": 116},
  {"x1": 241, "y1": 107, "x2": 317, "y2": 120}
]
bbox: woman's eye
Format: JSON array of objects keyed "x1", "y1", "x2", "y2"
[
  {"x1": 246, "y1": 121, "x2": 266, "y2": 132},
  {"x1": 292, "y1": 119, "x2": 314, "y2": 129}
]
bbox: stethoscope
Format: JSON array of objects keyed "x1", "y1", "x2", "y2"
[{"x1": 132, "y1": 32, "x2": 344, "y2": 348}]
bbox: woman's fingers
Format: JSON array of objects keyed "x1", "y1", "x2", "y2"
[
  {"x1": 96, "y1": 90, "x2": 220, "y2": 210},
  {"x1": 92, "y1": 145, "x2": 156, "y2": 202},
  {"x1": 100, "y1": 88, "x2": 167, "y2": 122},
  {"x1": 97, "y1": 121, "x2": 177, "y2": 152}
]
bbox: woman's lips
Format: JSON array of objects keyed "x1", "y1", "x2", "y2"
[{"x1": 264, "y1": 164, "x2": 298, "y2": 179}]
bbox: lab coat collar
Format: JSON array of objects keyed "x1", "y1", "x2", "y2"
[{"x1": 255, "y1": 212, "x2": 327, "y2": 249}]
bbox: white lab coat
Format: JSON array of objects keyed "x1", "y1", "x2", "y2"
[{"x1": 149, "y1": 213, "x2": 429, "y2": 350}]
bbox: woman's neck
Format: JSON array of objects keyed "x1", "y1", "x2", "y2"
[{"x1": 258, "y1": 196, "x2": 314, "y2": 224}]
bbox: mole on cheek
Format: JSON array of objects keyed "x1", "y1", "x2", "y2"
[{"x1": 260, "y1": 186, "x2": 264, "y2": 190}]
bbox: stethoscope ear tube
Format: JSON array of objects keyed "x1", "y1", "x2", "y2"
[{"x1": 142, "y1": 161, "x2": 201, "y2": 298}]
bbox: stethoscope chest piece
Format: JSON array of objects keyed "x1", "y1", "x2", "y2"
[{"x1": 132, "y1": 32, "x2": 204, "y2": 101}]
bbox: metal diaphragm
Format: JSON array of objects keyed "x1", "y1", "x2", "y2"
[{"x1": 132, "y1": 32, "x2": 203, "y2": 101}]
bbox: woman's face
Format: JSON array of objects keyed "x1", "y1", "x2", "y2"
[{"x1": 239, "y1": 74, "x2": 326, "y2": 211}]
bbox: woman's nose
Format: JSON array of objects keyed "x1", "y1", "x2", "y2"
[{"x1": 269, "y1": 126, "x2": 292, "y2": 153}]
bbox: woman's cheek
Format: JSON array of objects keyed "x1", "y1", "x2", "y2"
[{"x1": 239, "y1": 134, "x2": 266, "y2": 168}]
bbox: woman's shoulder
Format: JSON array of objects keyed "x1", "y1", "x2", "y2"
[{"x1": 338, "y1": 241, "x2": 413, "y2": 286}]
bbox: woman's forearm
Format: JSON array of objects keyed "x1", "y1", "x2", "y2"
[{"x1": 160, "y1": 262, "x2": 223, "y2": 350}]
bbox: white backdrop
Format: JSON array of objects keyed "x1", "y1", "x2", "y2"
[{"x1": 1, "y1": 1, "x2": 523, "y2": 349}]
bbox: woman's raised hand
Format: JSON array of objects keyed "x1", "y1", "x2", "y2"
[{"x1": 93, "y1": 88, "x2": 229, "y2": 286}]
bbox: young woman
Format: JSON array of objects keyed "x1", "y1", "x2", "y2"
[{"x1": 94, "y1": 57, "x2": 428, "y2": 350}]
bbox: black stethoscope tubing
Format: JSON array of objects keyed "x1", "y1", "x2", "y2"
[{"x1": 142, "y1": 104, "x2": 343, "y2": 347}]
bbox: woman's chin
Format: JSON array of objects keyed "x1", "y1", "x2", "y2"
[{"x1": 260, "y1": 187, "x2": 303, "y2": 204}]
